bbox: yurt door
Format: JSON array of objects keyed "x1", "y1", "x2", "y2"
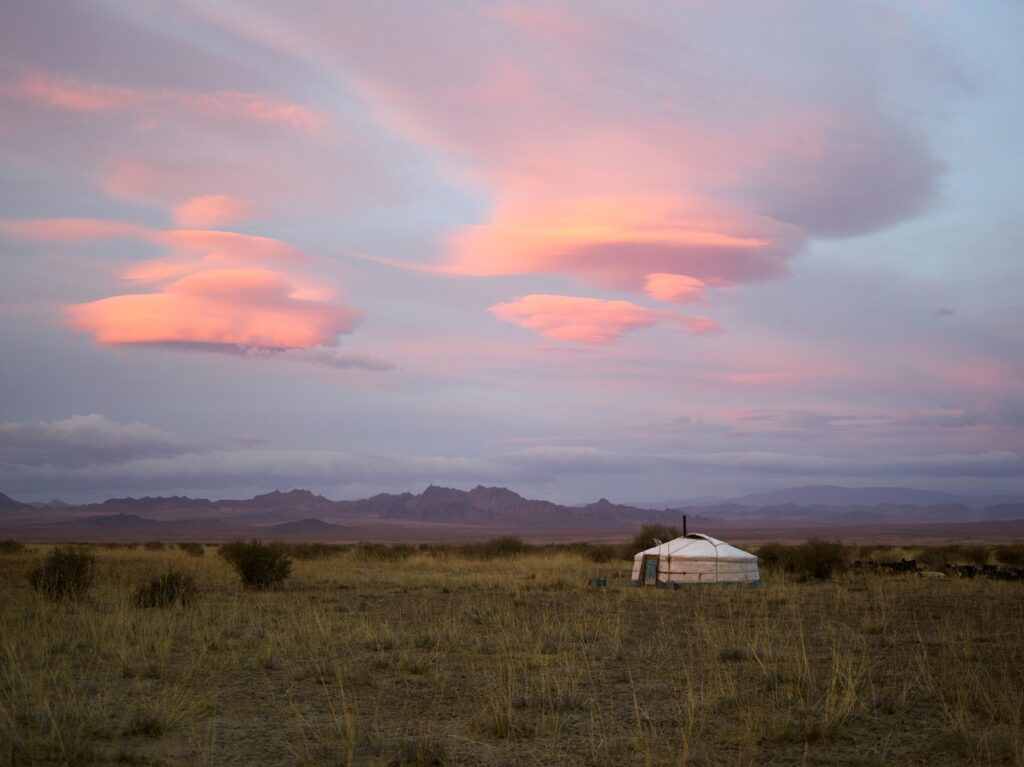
[{"x1": 642, "y1": 555, "x2": 659, "y2": 586}]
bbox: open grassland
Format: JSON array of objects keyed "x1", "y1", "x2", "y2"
[{"x1": 2, "y1": 543, "x2": 1024, "y2": 766}]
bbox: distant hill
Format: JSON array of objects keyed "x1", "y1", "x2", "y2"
[
  {"x1": 0, "y1": 484, "x2": 686, "y2": 540},
  {"x1": 71, "y1": 513, "x2": 164, "y2": 529},
  {"x1": 0, "y1": 492, "x2": 32, "y2": 511},
  {"x1": 3, "y1": 483, "x2": 1023, "y2": 543},
  {"x1": 265, "y1": 517, "x2": 348, "y2": 535},
  {"x1": 648, "y1": 485, "x2": 1023, "y2": 510},
  {"x1": 27, "y1": 499, "x2": 71, "y2": 509}
]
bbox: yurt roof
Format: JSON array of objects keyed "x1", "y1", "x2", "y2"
[{"x1": 634, "y1": 533, "x2": 756, "y2": 563}]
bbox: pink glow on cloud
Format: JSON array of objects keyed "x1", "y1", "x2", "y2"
[
  {"x1": 489, "y1": 294, "x2": 718, "y2": 345},
  {"x1": 716, "y1": 371, "x2": 825, "y2": 386},
  {"x1": 644, "y1": 273, "x2": 709, "y2": 304},
  {"x1": 172, "y1": 196, "x2": 264, "y2": 228},
  {"x1": 1, "y1": 213, "x2": 353, "y2": 351},
  {"x1": 149, "y1": 230, "x2": 307, "y2": 266},
  {"x1": 202, "y1": 4, "x2": 938, "y2": 304},
  {"x1": 66, "y1": 268, "x2": 359, "y2": 350},
  {"x1": 0, "y1": 218, "x2": 147, "y2": 241},
  {"x1": 490, "y1": 295, "x2": 659, "y2": 344},
  {"x1": 13, "y1": 72, "x2": 324, "y2": 131},
  {"x1": 678, "y1": 316, "x2": 722, "y2": 335},
  {"x1": 1, "y1": 217, "x2": 310, "y2": 282},
  {"x1": 447, "y1": 197, "x2": 800, "y2": 290}
]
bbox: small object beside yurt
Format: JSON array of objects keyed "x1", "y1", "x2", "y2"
[{"x1": 631, "y1": 533, "x2": 760, "y2": 587}]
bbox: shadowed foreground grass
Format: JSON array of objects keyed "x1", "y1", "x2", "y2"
[{"x1": 1, "y1": 545, "x2": 1023, "y2": 766}]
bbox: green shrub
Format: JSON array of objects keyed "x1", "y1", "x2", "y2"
[
  {"x1": 0, "y1": 539, "x2": 26, "y2": 554},
  {"x1": 177, "y1": 542, "x2": 204, "y2": 557},
  {"x1": 29, "y1": 546, "x2": 96, "y2": 600},
  {"x1": 628, "y1": 524, "x2": 681, "y2": 556},
  {"x1": 134, "y1": 569, "x2": 197, "y2": 608},
  {"x1": 143, "y1": 541, "x2": 166, "y2": 551},
  {"x1": 219, "y1": 540, "x2": 292, "y2": 589},
  {"x1": 757, "y1": 539, "x2": 848, "y2": 581}
]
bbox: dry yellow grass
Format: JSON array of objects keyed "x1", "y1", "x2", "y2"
[{"x1": 1, "y1": 544, "x2": 1023, "y2": 766}]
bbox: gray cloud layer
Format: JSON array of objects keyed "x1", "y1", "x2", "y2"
[{"x1": 1, "y1": 415, "x2": 1020, "y2": 502}]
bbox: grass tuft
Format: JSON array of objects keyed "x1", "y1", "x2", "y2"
[
  {"x1": 133, "y1": 569, "x2": 198, "y2": 608},
  {"x1": 218, "y1": 539, "x2": 292, "y2": 589},
  {"x1": 28, "y1": 545, "x2": 96, "y2": 600}
]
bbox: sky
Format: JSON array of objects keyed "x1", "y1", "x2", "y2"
[{"x1": 1, "y1": 1, "x2": 1022, "y2": 504}]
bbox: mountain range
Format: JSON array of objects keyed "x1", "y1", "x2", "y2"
[
  {"x1": 1, "y1": 484, "x2": 1022, "y2": 543},
  {"x1": 640, "y1": 485, "x2": 1023, "y2": 510}
]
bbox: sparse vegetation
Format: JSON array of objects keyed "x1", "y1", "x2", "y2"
[
  {"x1": 0, "y1": 539, "x2": 26, "y2": 554},
  {"x1": 28, "y1": 545, "x2": 96, "y2": 600},
  {"x1": 177, "y1": 542, "x2": 205, "y2": 557},
  {"x1": 142, "y1": 541, "x2": 166, "y2": 551},
  {"x1": 462, "y1": 536, "x2": 529, "y2": 559},
  {"x1": 576, "y1": 542, "x2": 620, "y2": 563},
  {"x1": 218, "y1": 539, "x2": 292, "y2": 589},
  {"x1": 279, "y1": 542, "x2": 349, "y2": 560},
  {"x1": 354, "y1": 542, "x2": 417, "y2": 562},
  {"x1": 755, "y1": 539, "x2": 849, "y2": 580},
  {"x1": 1, "y1": 540, "x2": 1022, "y2": 765},
  {"x1": 918, "y1": 543, "x2": 990, "y2": 568},
  {"x1": 133, "y1": 569, "x2": 197, "y2": 608},
  {"x1": 995, "y1": 544, "x2": 1024, "y2": 567}
]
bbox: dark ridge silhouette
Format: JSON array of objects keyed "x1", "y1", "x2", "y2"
[
  {"x1": 0, "y1": 492, "x2": 31, "y2": 511},
  {"x1": 2, "y1": 484, "x2": 1023, "y2": 542}
]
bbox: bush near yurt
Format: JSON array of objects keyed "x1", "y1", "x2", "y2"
[
  {"x1": 29, "y1": 546, "x2": 96, "y2": 600},
  {"x1": 134, "y1": 569, "x2": 197, "y2": 608},
  {"x1": 577, "y1": 543, "x2": 620, "y2": 563},
  {"x1": 757, "y1": 539, "x2": 847, "y2": 581},
  {"x1": 219, "y1": 540, "x2": 292, "y2": 589},
  {"x1": 628, "y1": 524, "x2": 681, "y2": 559}
]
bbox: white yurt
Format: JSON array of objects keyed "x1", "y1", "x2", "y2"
[{"x1": 631, "y1": 533, "x2": 760, "y2": 587}]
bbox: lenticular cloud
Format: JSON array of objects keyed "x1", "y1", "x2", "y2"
[
  {"x1": 0, "y1": 215, "x2": 362, "y2": 352},
  {"x1": 489, "y1": 294, "x2": 719, "y2": 345},
  {"x1": 66, "y1": 267, "x2": 360, "y2": 350}
]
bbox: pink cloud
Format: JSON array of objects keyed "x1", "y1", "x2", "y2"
[
  {"x1": 13, "y1": 73, "x2": 121, "y2": 111},
  {"x1": 66, "y1": 268, "x2": 359, "y2": 350},
  {"x1": 0, "y1": 217, "x2": 147, "y2": 241},
  {"x1": 0, "y1": 214, "x2": 356, "y2": 352},
  {"x1": 0, "y1": 217, "x2": 310, "y2": 282},
  {"x1": 644, "y1": 273, "x2": 709, "y2": 304},
  {"x1": 172, "y1": 196, "x2": 264, "y2": 228},
  {"x1": 489, "y1": 294, "x2": 719, "y2": 345},
  {"x1": 447, "y1": 197, "x2": 802, "y2": 290},
  {"x1": 679, "y1": 316, "x2": 722, "y2": 335},
  {"x1": 195, "y1": 4, "x2": 941, "y2": 296},
  {"x1": 12, "y1": 72, "x2": 325, "y2": 131},
  {"x1": 490, "y1": 295, "x2": 659, "y2": 344}
]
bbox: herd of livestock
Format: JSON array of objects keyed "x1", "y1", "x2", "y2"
[{"x1": 853, "y1": 558, "x2": 1024, "y2": 581}]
